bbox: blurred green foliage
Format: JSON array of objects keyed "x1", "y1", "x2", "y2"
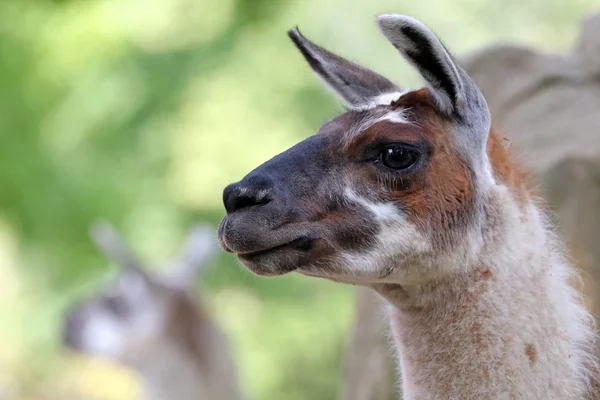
[{"x1": 0, "y1": 0, "x2": 598, "y2": 399}]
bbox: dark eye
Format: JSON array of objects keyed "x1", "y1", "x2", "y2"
[
  {"x1": 103, "y1": 295, "x2": 129, "y2": 317},
  {"x1": 379, "y1": 144, "x2": 419, "y2": 170}
]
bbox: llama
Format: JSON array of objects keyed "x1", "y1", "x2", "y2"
[
  {"x1": 217, "y1": 14, "x2": 598, "y2": 399},
  {"x1": 63, "y1": 221, "x2": 244, "y2": 400}
]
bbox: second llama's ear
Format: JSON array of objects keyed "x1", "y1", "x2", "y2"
[
  {"x1": 165, "y1": 224, "x2": 219, "y2": 289},
  {"x1": 89, "y1": 219, "x2": 147, "y2": 274},
  {"x1": 288, "y1": 27, "x2": 402, "y2": 107}
]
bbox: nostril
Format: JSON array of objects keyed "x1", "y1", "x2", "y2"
[
  {"x1": 232, "y1": 195, "x2": 270, "y2": 211},
  {"x1": 224, "y1": 183, "x2": 274, "y2": 213}
]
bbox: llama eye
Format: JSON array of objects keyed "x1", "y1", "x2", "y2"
[
  {"x1": 379, "y1": 144, "x2": 419, "y2": 170},
  {"x1": 103, "y1": 295, "x2": 129, "y2": 317}
]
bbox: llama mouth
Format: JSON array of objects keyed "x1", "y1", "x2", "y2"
[
  {"x1": 218, "y1": 215, "x2": 314, "y2": 254},
  {"x1": 237, "y1": 236, "x2": 314, "y2": 258},
  {"x1": 235, "y1": 237, "x2": 315, "y2": 276},
  {"x1": 218, "y1": 214, "x2": 320, "y2": 275}
]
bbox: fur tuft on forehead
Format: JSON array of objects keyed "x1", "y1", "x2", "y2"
[
  {"x1": 342, "y1": 106, "x2": 410, "y2": 143},
  {"x1": 390, "y1": 95, "x2": 407, "y2": 110},
  {"x1": 352, "y1": 90, "x2": 409, "y2": 111}
]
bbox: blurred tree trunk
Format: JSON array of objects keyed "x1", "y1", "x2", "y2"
[{"x1": 340, "y1": 10, "x2": 600, "y2": 400}]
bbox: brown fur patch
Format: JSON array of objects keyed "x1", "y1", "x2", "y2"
[
  {"x1": 482, "y1": 268, "x2": 493, "y2": 279},
  {"x1": 384, "y1": 89, "x2": 475, "y2": 246},
  {"x1": 486, "y1": 127, "x2": 533, "y2": 204},
  {"x1": 525, "y1": 343, "x2": 537, "y2": 366}
]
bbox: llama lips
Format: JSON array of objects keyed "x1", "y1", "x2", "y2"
[
  {"x1": 218, "y1": 213, "x2": 313, "y2": 254},
  {"x1": 235, "y1": 237, "x2": 315, "y2": 276}
]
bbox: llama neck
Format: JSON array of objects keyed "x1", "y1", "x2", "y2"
[
  {"x1": 138, "y1": 341, "x2": 204, "y2": 400},
  {"x1": 136, "y1": 323, "x2": 243, "y2": 400},
  {"x1": 374, "y1": 198, "x2": 594, "y2": 400}
]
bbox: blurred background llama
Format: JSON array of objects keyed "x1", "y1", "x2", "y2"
[{"x1": 1, "y1": 0, "x2": 599, "y2": 399}]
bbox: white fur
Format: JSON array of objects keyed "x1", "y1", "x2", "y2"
[
  {"x1": 344, "y1": 107, "x2": 410, "y2": 143},
  {"x1": 342, "y1": 188, "x2": 431, "y2": 282},
  {"x1": 372, "y1": 91, "x2": 408, "y2": 106},
  {"x1": 355, "y1": 91, "x2": 408, "y2": 111},
  {"x1": 376, "y1": 111, "x2": 408, "y2": 125},
  {"x1": 80, "y1": 312, "x2": 128, "y2": 360}
]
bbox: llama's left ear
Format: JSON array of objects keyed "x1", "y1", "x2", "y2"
[
  {"x1": 377, "y1": 15, "x2": 489, "y2": 126},
  {"x1": 90, "y1": 220, "x2": 147, "y2": 273},
  {"x1": 288, "y1": 27, "x2": 402, "y2": 107}
]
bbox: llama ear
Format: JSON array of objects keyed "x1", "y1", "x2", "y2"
[
  {"x1": 377, "y1": 15, "x2": 489, "y2": 122},
  {"x1": 288, "y1": 27, "x2": 402, "y2": 107},
  {"x1": 89, "y1": 220, "x2": 147, "y2": 275},
  {"x1": 165, "y1": 224, "x2": 218, "y2": 288}
]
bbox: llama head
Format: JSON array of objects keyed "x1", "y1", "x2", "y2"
[
  {"x1": 218, "y1": 15, "x2": 495, "y2": 285},
  {"x1": 63, "y1": 220, "x2": 217, "y2": 365}
]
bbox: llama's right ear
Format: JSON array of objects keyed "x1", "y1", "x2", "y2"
[
  {"x1": 166, "y1": 224, "x2": 218, "y2": 288},
  {"x1": 288, "y1": 27, "x2": 402, "y2": 107}
]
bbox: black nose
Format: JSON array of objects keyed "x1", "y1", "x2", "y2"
[{"x1": 223, "y1": 176, "x2": 274, "y2": 213}]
